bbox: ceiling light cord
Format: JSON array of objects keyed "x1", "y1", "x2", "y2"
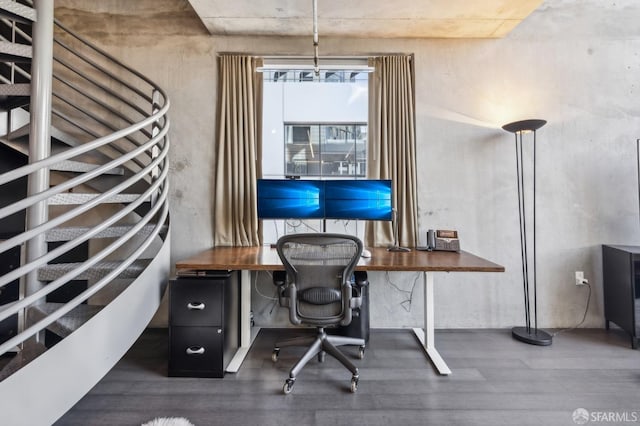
[{"x1": 312, "y1": 0, "x2": 319, "y2": 75}]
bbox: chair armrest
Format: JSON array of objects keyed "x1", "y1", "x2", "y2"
[
  {"x1": 350, "y1": 271, "x2": 368, "y2": 299},
  {"x1": 272, "y1": 270, "x2": 286, "y2": 287},
  {"x1": 354, "y1": 271, "x2": 368, "y2": 287},
  {"x1": 287, "y1": 284, "x2": 302, "y2": 325},
  {"x1": 271, "y1": 270, "x2": 292, "y2": 308}
]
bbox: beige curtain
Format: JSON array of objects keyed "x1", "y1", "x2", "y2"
[
  {"x1": 213, "y1": 55, "x2": 263, "y2": 246},
  {"x1": 365, "y1": 55, "x2": 418, "y2": 248}
]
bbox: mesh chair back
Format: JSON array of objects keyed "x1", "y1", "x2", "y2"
[{"x1": 276, "y1": 233, "x2": 363, "y2": 327}]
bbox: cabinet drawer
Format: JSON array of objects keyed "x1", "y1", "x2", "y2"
[
  {"x1": 169, "y1": 326, "x2": 224, "y2": 377},
  {"x1": 170, "y1": 277, "x2": 226, "y2": 326}
]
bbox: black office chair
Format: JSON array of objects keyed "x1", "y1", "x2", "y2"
[{"x1": 271, "y1": 233, "x2": 365, "y2": 394}]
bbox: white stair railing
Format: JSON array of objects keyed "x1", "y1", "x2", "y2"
[{"x1": 0, "y1": 2, "x2": 171, "y2": 424}]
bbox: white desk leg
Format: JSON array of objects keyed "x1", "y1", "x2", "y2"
[
  {"x1": 226, "y1": 269, "x2": 257, "y2": 373},
  {"x1": 412, "y1": 271, "x2": 452, "y2": 375}
]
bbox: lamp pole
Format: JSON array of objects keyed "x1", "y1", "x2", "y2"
[{"x1": 502, "y1": 119, "x2": 552, "y2": 346}]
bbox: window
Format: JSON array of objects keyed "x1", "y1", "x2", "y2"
[
  {"x1": 261, "y1": 64, "x2": 369, "y2": 242},
  {"x1": 262, "y1": 68, "x2": 369, "y2": 178},
  {"x1": 284, "y1": 124, "x2": 367, "y2": 177}
]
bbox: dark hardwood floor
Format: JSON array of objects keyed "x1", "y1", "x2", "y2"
[{"x1": 56, "y1": 327, "x2": 640, "y2": 426}]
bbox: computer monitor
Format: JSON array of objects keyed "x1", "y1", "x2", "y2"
[
  {"x1": 257, "y1": 179, "x2": 325, "y2": 219},
  {"x1": 324, "y1": 179, "x2": 392, "y2": 221}
]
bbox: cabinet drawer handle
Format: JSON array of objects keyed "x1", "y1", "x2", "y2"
[
  {"x1": 186, "y1": 346, "x2": 205, "y2": 355},
  {"x1": 187, "y1": 302, "x2": 205, "y2": 310}
]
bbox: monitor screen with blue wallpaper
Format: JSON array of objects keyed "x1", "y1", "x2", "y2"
[
  {"x1": 324, "y1": 179, "x2": 392, "y2": 220},
  {"x1": 257, "y1": 179, "x2": 392, "y2": 221},
  {"x1": 257, "y1": 179, "x2": 325, "y2": 219}
]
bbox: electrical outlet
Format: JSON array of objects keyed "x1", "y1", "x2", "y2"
[{"x1": 575, "y1": 271, "x2": 588, "y2": 286}]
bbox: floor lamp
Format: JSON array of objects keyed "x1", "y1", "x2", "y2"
[{"x1": 502, "y1": 119, "x2": 552, "y2": 346}]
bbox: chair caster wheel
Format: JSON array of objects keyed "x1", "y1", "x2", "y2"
[
  {"x1": 272, "y1": 348, "x2": 280, "y2": 363},
  {"x1": 358, "y1": 345, "x2": 365, "y2": 360},
  {"x1": 318, "y1": 351, "x2": 326, "y2": 363},
  {"x1": 350, "y1": 375, "x2": 359, "y2": 393},
  {"x1": 283, "y1": 378, "x2": 295, "y2": 394}
]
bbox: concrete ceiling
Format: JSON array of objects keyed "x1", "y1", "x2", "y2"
[{"x1": 187, "y1": 0, "x2": 544, "y2": 39}]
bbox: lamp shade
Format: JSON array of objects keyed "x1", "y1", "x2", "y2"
[{"x1": 502, "y1": 119, "x2": 547, "y2": 133}]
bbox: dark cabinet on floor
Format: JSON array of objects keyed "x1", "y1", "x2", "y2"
[
  {"x1": 602, "y1": 245, "x2": 640, "y2": 349},
  {"x1": 168, "y1": 272, "x2": 238, "y2": 377}
]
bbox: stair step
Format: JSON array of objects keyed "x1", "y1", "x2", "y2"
[
  {"x1": 37, "y1": 258, "x2": 151, "y2": 281},
  {"x1": 0, "y1": 83, "x2": 30, "y2": 110},
  {"x1": 0, "y1": 83, "x2": 30, "y2": 97},
  {"x1": 5, "y1": 122, "x2": 82, "y2": 147},
  {"x1": 0, "y1": 0, "x2": 36, "y2": 23},
  {"x1": 0, "y1": 134, "x2": 28, "y2": 155},
  {"x1": 0, "y1": 341, "x2": 46, "y2": 382},
  {"x1": 45, "y1": 224, "x2": 164, "y2": 242},
  {"x1": 47, "y1": 192, "x2": 144, "y2": 206},
  {"x1": 51, "y1": 160, "x2": 125, "y2": 175},
  {"x1": 27, "y1": 303, "x2": 103, "y2": 338},
  {"x1": 0, "y1": 40, "x2": 32, "y2": 62},
  {"x1": 0, "y1": 138, "x2": 126, "y2": 175}
]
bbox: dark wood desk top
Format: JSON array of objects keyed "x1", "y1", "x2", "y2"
[{"x1": 176, "y1": 246, "x2": 505, "y2": 273}]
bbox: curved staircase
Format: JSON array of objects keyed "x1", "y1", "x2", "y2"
[{"x1": 0, "y1": 2, "x2": 171, "y2": 424}]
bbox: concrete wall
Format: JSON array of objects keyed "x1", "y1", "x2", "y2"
[{"x1": 56, "y1": 0, "x2": 640, "y2": 329}]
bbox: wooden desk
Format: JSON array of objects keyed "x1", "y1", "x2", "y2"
[{"x1": 176, "y1": 246, "x2": 504, "y2": 375}]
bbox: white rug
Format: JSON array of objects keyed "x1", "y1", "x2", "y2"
[{"x1": 141, "y1": 417, "x2": 194, "y2": 426}]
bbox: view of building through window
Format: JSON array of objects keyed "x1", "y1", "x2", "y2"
[
  {"x1": 261, "y1": 66, "x2": 369, "y2": 242},
  {"x1": 284, "y1": 124, "x2": 367, "y2": 177}
]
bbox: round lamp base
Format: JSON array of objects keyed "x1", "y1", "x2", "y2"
[{"x1": 512, "y1": 326, "x2": 553, "y2": 346}]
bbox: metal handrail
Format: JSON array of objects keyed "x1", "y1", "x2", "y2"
[
  {"x1": 0, "y1": 161, "x2": 169, "y2": 326},
  {"x1": 0, "y1": 115, "x2": 168, "y2": 223},
  {"x1": 0, "y1": 104, "x2": 168, "y2": 186},
  {"x1": 53, "y1": 72, "x2": 152, "y2": 127},
  {"x1": 0, "y1": 138, "x2": 169, "y2": 291},
  {"x1": 0, "y1": 2, "x2": 171, "y2": 367},
  {"x1": 0, "y1": 18, "x2": 32, "y2": 42},
  {"x1": 52, "y1": 91, "x2": 153, "y2": 157},
  {"x1": 53, "y1": 19, "x2": 159, "y2": 98},
  {"x1": 53, "y1": 36, "x2": 152, "y2": 102},
  {"x1": 0, "y1": 197, "x2": 170, "y2": 355}
]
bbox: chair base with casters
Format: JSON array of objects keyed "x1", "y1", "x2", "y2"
[{"x1": 272, "y1": 327, "x2": 365, "y2": 394}]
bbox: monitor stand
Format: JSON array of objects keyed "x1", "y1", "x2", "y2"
[{"x1": 388, "y1": 208, "x2": 411, "y2": 252}]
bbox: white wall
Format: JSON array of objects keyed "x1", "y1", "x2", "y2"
[{"x1": 58, "y1": 0, "x2": 640, "y2": 329}]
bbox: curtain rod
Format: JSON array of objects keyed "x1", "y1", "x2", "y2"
[
  {"x1": 256, "y1": 64, "x2": 374, "y2": 73},
  {"x1": 216, "y1": 54, "x2": 370, "y2": 60},
  {"x1": 216, "y1": 53, "x2": 413, "y2": 61}
]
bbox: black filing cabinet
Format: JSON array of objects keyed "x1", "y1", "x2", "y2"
[
  {"x1": 602, "y1": 245, "x2": 640, "y2": 349},
  {"x1": 168, "y1": 272, "x2": 238, "y2": 377}
]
